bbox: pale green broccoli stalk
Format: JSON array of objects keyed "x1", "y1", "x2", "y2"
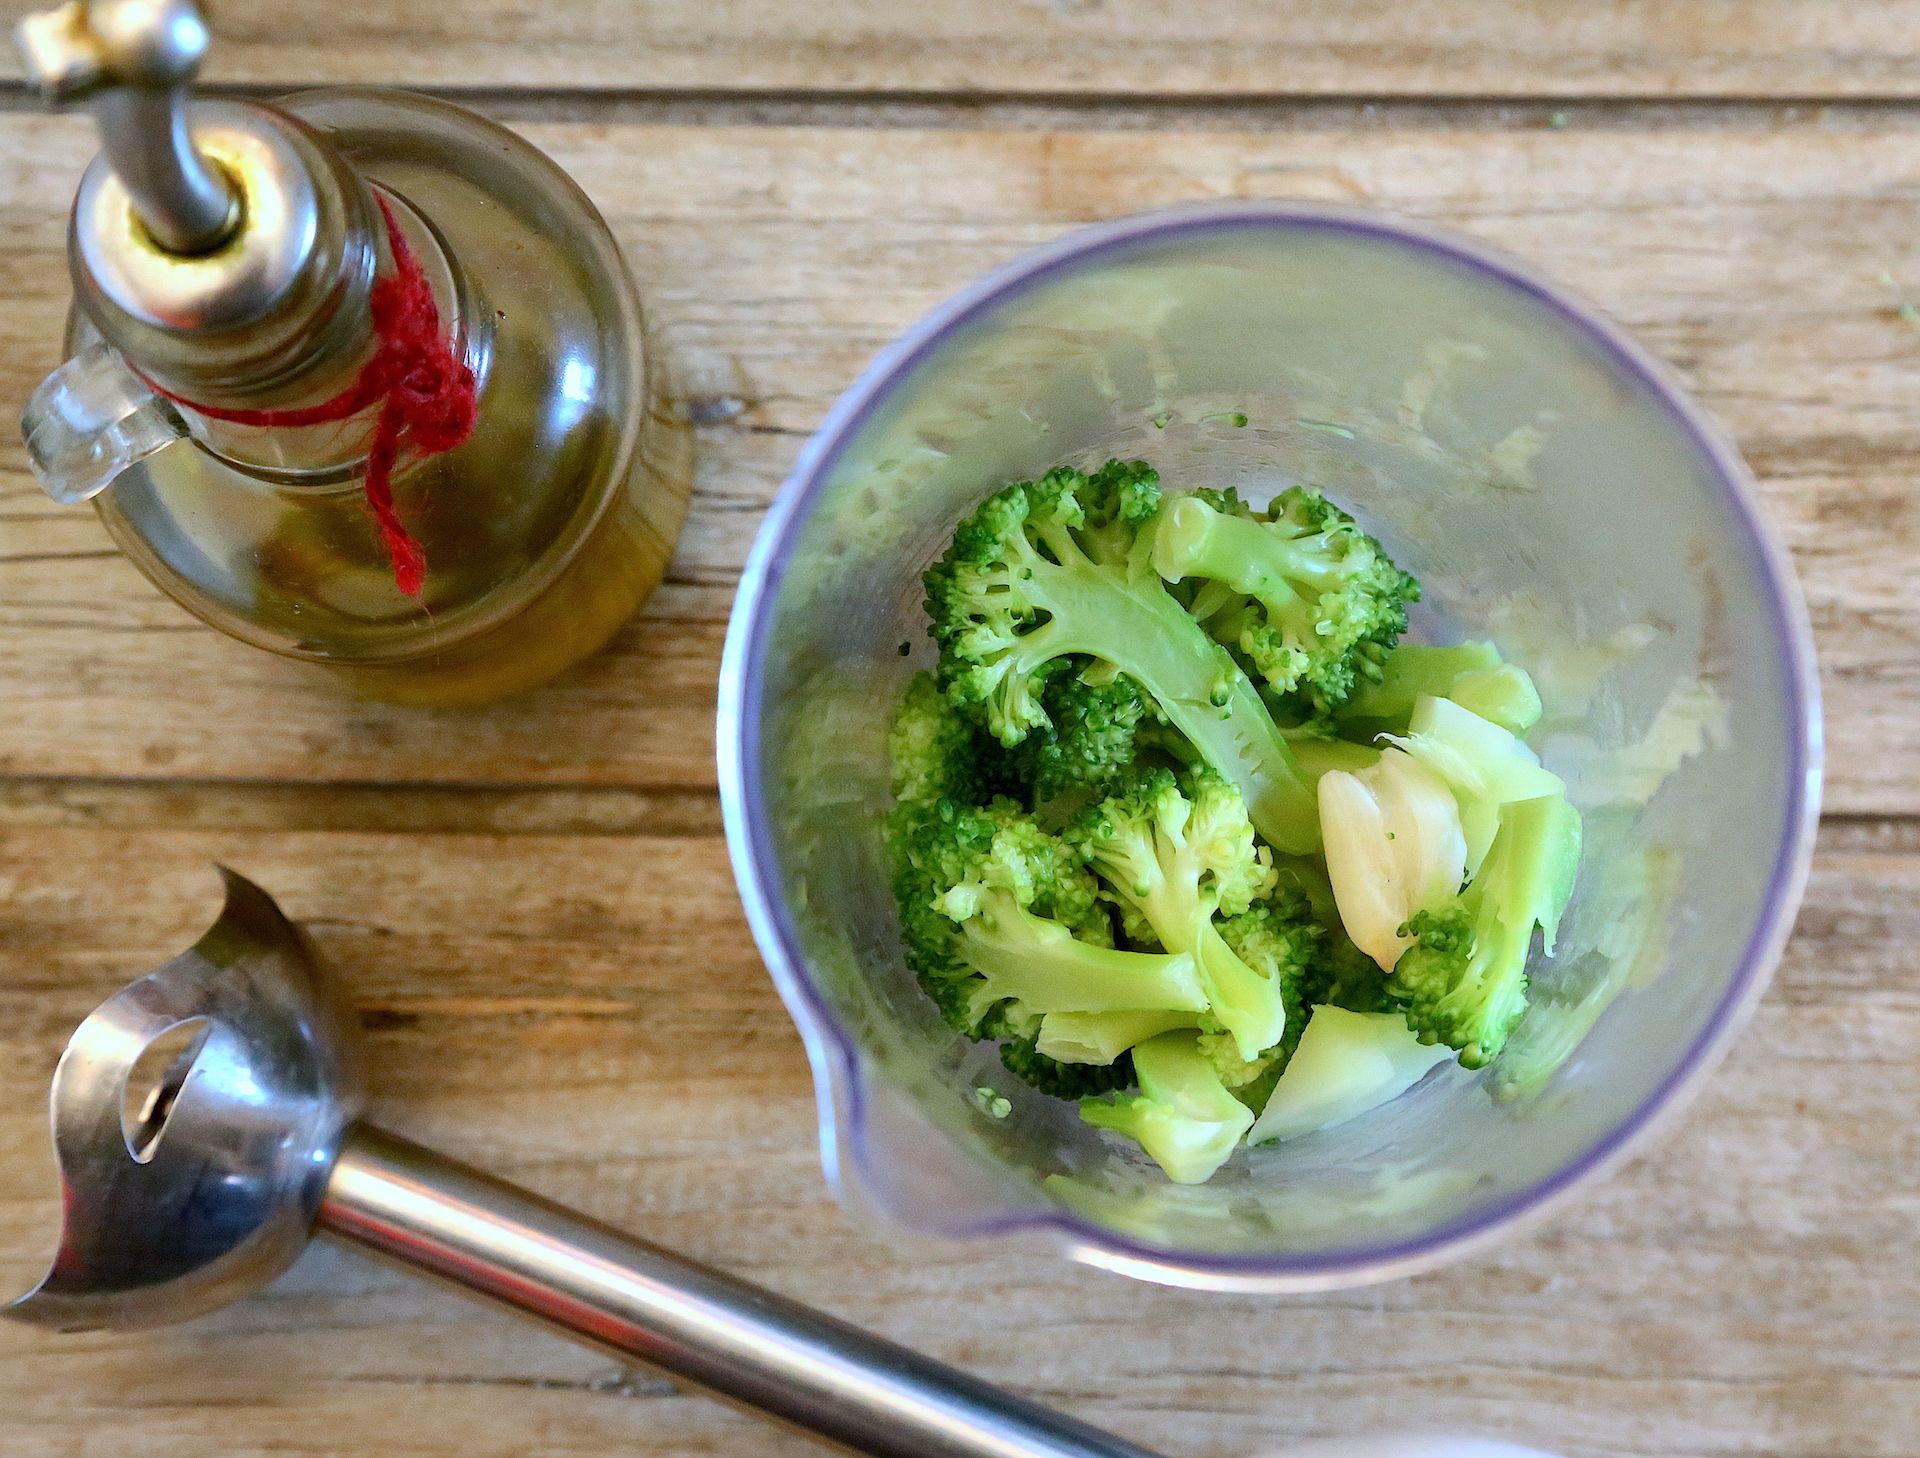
[
  {"x1": 1039, "y1": 894, "x2": 1321, "y2": 1098},
  {"x1": 1247, "y1": 1006, "x2": 1454, "y2": 1146},
  {"x1": 1384, "y1": 694, "x2": 1565, "y2": 877},
  {"x1": 1037, "y1": 1009, "x2": 1194, "y2": 1065},
  {"x1": 1390, "y1": 792, "x2": 1583, "y2": 1067},
  {"x1": 1338, "y1": 641, "x2": 1542, "y2": 737},
  {"x1": 1150, "y1": 488, "x2": 1419, "y2": 720},
  {"x1": 924, "y1": 460, "x2": 1321, "y2": 853},
  {"x1": 1067, "y1": 768, "x2": 1287, "y2": 1062},
  {"x1": 1283, "y1": 729, "x2": 1384, "y2": 781},
  {"x1": 996, "y1": 1035, "x2": 1137, "y2": 1098},
  {"x1": 931, "y1": 877, "x2": 1212, "y2": 1017},
  {"x1": 1081, "y1": 1030, "x2": 1255, "y2": 1184}
]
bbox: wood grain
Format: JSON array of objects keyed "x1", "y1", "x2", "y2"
[
  {"x1": 0, "y1": 2, "x2": 1915, "y2": 99},
  {"x1": 1, "y1": 108, "x2": 1917, "y2": 808},
  {"x1": 0, "y1": 805, "x2": 1913, "y2": 1458},
  {"x1": 2, "y1": 15, "x2": 1917, "y2": 1451}
]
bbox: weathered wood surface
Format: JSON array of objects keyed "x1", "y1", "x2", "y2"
[
  {"x1": 1, "y1": 15, "x2": 1917, "y2": 1456},
  {"x1": 0, "y1": 804, "x2": 1914, "y2": 1458},
  {"x1": 1, "y1": 107, "x2": 1918, "y2": 810},
  {"x1": 1, "y1": 2, "x2": 1917, "y2": 98}
]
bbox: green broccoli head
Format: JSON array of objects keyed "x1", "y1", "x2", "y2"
[
  {"x1": 1151, "y1": 487, "x2": 1420, "y2": 719},
  {"x1": 1066, "y1": 768, "x2": 1290, "y2": 1063},
  {"x1": 1389, "y1": 792, "x2": 1582, "y2": 1067},
  {"x1": 1066, "y1": 767, "x2": 1272, "y2": 940},
  {"x1": 1190, "y1": 485, "x2": 1253, "y2": 517},
  {"x1": 921, "y1": 463, "x2": 1323, "y2": 855},
  {"x1": 1203, "y1": 892, "x2": 1324, "y2": 1106},
  {"x1": 888, "y1": 670, "x2": 990, "y2": 808},
  {"x1": 893, "y1": 798, "x2": 1212, "y2": 1060},
  {"x1": 1014, "y1": 670, "x2": 1156, "y2": 801},
  {"x1": 888, "y1": 795, "x2": 1084, "y2": 990},
  {"x1": 1074, "y1": 457, "x2": 1167, "y2": 566},
  {"x1": 924, "y1": 462, "x2": 1162, "y2": 745}
]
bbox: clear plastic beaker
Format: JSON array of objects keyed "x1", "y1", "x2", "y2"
[{"x1": 720, "y1": 202, "x2": 1820, "y2": 1291}]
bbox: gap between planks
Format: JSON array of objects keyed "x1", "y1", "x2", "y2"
[
  {"x1": 0, "y1": 775, "x2": 1893, "y2": 846},
  {"x1": 8, "y1": 86, "x2": 1920, "y2": 133}
]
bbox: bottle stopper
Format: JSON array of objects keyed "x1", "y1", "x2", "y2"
[{"x1": 15, "y1": 0, "x2": 377, "y2": 396}]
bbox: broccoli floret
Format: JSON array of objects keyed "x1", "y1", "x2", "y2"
[
  {"x1": 1338, "y1": 641, "x2": 1542, "y2": 738},
  {"x1": 924, "y1": 461, "x2": 1321, "y2": 853},
  {"x1": 1151, "y1": 488, "x2": 1419, "y2": 719},
  {"x1": 1067, "y1": 768, "x2": 1289, "y2": 1062},
  {"x1": 888, "y1": 670, "x2": 990, "y2": 808},
  {"x1": 1390, "y1": 792, "x2": 1583, "y2": 1067},
  {"x1": 1191, "y1": 485, "x2": 1253, "y2": 517},
  {"x1": 1309, "y1": 927, "x2": 1394, "y2": 1015},
  {"x1": 1035, "y1": 1008, "x2": 1195, "y2": 1065},
  {"x1": 893, "y1": 800, "x2": 1212, "y2": 1043},
  {"x1": 1014, "y1": 671, "x2": 1155, "y2": 801},
  {"x1": 1081, "y1": 1030, "x2": 1255, "y2": 1184}
]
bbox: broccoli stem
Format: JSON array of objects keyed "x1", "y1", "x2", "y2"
[
  {"x1": 955, "y1": 894, "x2": 1213, "y2": 1014},
  {"x1": 1080, "y1": 1029, "x2": 1255, "y2": 1184},
  {"x1": 1038, "y1": 1009, "x2": 1195, "y2": 1065},
  {"x1": 1338, "y1": 642, "x2": 1542, "y2": 736},
  {"x1": 1338, "y1": 642, "x2": 1504, "y2": 727},
  {"x1": 999, "y1": 557, "x2": 1320, "y2": 853},
  {"x1": 1153, "y1": 495, "x2": 1344, "y2": 607}
]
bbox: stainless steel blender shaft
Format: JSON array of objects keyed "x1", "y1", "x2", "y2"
[
  {"x1": 322, "y1": 1125, "x2": 1163, "y2": 1458},
  {"x1": 7, "y1": 869, "x2": 1165, "y2": 1458}
]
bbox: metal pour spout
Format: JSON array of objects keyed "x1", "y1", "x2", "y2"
[{"x1": 17, "y1": 0, "x2": 239, "y2": 254}]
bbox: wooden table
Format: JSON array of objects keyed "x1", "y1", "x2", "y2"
[{"x1": 1, "y1": 6, "x2": 1916, "y2": 1455}]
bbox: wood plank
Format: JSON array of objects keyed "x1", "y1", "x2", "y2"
[
  {"x1": 2, "y1": 2, "x2": 1917, "y2": 99},
  {"x1": 0, "y1": 810, "x2": 1914, "y2": 1458},
  {"x1": 3, "y1": 108, "x2": 1918, "y2": 810}
]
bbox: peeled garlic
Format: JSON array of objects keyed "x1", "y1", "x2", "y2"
[{"x1": 1317, "y1": 747, "x2": 1467, "y2": 971}]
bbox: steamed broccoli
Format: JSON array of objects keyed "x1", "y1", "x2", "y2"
[
  {"x1": 1391, "y1": 792, "x2": 1583, "y2": 1067},
  {"x1": 1151, "y1": 488, "x2": 1419, "y2": 719},
  {"x1": 1033, "y1": 879, "x2": 1324, "y2": 1099},
  {"x1": 1028, "y1": 888, "x2": 1322, "y2": 1100},
  {"x1": 924, "y1": 460, "x2": 1321, "y2": 853},
  {"x1": 889, "y1": 796, "x2": 1216, "y2": 1095},
  {"x1": 888, "y1": 670, "x2": 996, "y2": 809},
  {"x1": 886, "y1": 458, "x2": 1589, "y2": 1185},
  {"x1": 1081, "y1": 1030, "x2": 1255, "y2": 1184},
  {"x1": 1209, "y1": 893, "x2": 1322, "y2": 1106},
  {"x1": 897, "y1": 800, "x2": 1211, "y2": 1019},
  {"x1": 997, "y1": 1035, "x2": 1138, "y2": 1098},
  {"x1": 1014, "y1": 670, "x2": 1156, "y2": 802},
  {"x1": 1067, "y1": 768, "x2": 1287, "y2": 1062},
  {"x1": 1308, "y1": 926, "x2": 1394, "y2": 1015}
]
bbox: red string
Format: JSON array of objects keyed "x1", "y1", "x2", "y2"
[{"x1": 142, "y1": 195, "x2": 476, "y2": 597}]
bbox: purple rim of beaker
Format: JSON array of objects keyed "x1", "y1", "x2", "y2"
[{"x1": 717, "y1": 200, "x2": 1824, "y2": 1291}]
